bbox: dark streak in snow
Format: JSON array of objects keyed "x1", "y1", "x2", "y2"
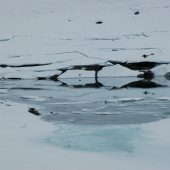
[
  {"x1": 0, "y1": 63, "x2": 52, "y2": 68},
  {"x1": 0, "y1": 39, "x2": 10, "y2": 42},
  {"x1": 9, "y1": 87, "x2": 45, "y2": 90}
]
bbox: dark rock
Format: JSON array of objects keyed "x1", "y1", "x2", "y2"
[
  {"x1": 96, "y1": 21, "x2": 103, "y2": 24},
  {"x1": 144, "y1": 91, "x2": 148, "y2": 95},
  {"x1": 134, "y1": 11, "x2": 140, "y2": 15},
  {"x1": 142, "y1": 53, "x2": 154, "y2": 58},
  {"x1": 142, "y1": 54, "x2": 149, "y2": 58},
  {"x1": 28, "y1": 108, "x2": 41, "y2": 116}
]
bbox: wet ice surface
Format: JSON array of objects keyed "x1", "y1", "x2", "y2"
[
  {"x1": 47, "y1": 124, "x2": 142, "y2": 153},
  {"x1": 1, "y1": 77, "x2": 170, "y2": 152},
  {"x1": 1, "y1": 77, "x2": 170, "y2": 125}
]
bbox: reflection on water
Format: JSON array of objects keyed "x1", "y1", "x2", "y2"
[
  {"x1": 59, "y1": 78, "x2": 104, "y2": 88},
  {"x1": 120, "y1": 80, "x2": 166, "y2": 88},
  {"x1": 58, "y1": 78, "x2": 166, "y2": 89},
  {"x1": 0, "y1": 77, "x2": 170, "y2": 125}
]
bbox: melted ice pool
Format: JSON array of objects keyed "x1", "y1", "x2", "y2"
[{"x1": 1, "y1": 77, "x2": 170, "y2": 152}]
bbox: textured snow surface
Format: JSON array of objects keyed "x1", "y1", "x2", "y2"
[
  {"x1": 0, "y1": 0, "x2": 170, "y2": 78},
  {"x1": 1, "y1": 0, "x2": 170, "y2": 169}
]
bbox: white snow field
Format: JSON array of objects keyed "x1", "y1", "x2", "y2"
[
  {"x1": 0, "y1": 0, "x2": 170, "y2": 169},
  {"x1": 0, "y1": 101, "x2": 170, "y2": 170},
  {"x1": 0, "y1": 0, "x2": 170, "y2": 78}
]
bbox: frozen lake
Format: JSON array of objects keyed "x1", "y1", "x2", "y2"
[
  {"x1": 1, "y1": 77, "x2": 170, "y2": 152},
  {"x1": 1, "y1": 0, "x2": 170, "y2": 169}
]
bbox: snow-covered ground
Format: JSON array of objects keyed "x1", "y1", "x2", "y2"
[
  {"x1": 0, "y1": 0, "x2": 170, "y2": 78},
  {"x1": 0, "y1": 101, "x2": 170, "y2": 170},
  {"x1": 1, "y1": 0, "x2": 170, "y2": 169}
]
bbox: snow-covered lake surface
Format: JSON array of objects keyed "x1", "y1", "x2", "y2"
[{"x1": 1, "y1": 0, "x2": 170, "y2": 169}]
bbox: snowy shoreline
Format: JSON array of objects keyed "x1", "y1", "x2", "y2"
[{"x1": 0, "y1": 100, "x2": 170, "y2": 170}]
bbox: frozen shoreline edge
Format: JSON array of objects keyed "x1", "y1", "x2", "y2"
[{"x1": 0, "y1": 100, "x2": 170, "y2": 170}]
